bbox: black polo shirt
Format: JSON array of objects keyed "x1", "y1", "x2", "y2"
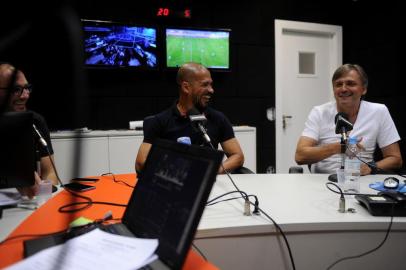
[{"x1": 143, "y1": 102, "x2": 235, "y2": 149}]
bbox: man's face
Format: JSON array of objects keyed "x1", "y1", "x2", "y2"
[
  {"x1": 333, "y1": 70, "x2": 366, "y2": 109},
  {"x1": 189, "y1": 69, "x2": 214, "y2": 110},
  {"x1": 8, "y1": 71, "x2": 30, "y2": 112}
]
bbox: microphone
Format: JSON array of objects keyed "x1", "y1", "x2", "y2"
[
  {"x1": 188, "y1": 107, "x2": 211, "y2": 144},
  {"x1": 33, "y1": 124, "x2": 48, "y2": 148},
  {"x1": 334, "y1": 112, "x2": 353, "y2": 143}
]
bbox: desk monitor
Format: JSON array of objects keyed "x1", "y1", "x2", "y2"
[
  {"x1": 165, "y1": 27, "x2": 231, "y2": 70},
  {"x1": 0, "y1": 112, "x2": 35, "y2": 188},
  {"x1": 82, "y1": 19, "x2": 158, "y2": 69}
]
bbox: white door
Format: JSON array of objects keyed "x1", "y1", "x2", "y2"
[{"x1": 275, "y1": 19, "x2": 342, "y2": 173}]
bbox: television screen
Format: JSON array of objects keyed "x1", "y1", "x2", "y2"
[
  {"x1": 165, "y1": 28, "x2": 230, "y2": 70},
  {"x1": 82, "y1": 20, "x2": 158, "y2": 69}
]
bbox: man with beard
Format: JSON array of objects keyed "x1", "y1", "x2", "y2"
[
  {"x1": 0, "y1": 62, "x2": 58, "y2": 186},
  {"x1": 295, "y1": 63, "x2": 402, "y2": 175},
  {"x1": 135, "y1": 62, "x2": 244, "y2": 174}
]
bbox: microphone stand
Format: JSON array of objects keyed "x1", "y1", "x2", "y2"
[
  {"x1": 340, "y1": 137, "x2": 346, "y2": 169},
  {"x1": 328, "y1": 136, "x2": 347, "y2": 182}
]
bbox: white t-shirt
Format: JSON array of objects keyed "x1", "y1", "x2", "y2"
[{"x1": 302, "y1": 100, "x2": 401, "y2": 173}]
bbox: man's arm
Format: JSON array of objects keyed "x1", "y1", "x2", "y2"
[
  {"x1": 295, "y1": 136, "x2": 341, "y2": 165},
  {"x1": 361, "y1": 142, "x2": 403, "y2": 175},
  {"x1": 219, "y1": 138, "x2": 244, "y2": 174},
  {"x1": 135, "y1": 142, "x2": 152, "y2": 173},
  {"x1": 40, "y1": 155, "x2": 58, "y2": 185}
]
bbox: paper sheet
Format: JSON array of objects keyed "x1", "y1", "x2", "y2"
[
  {"x1": 0, "y1": 189, "x2": 21, "y2": 206},
  {"x1": 6, "y1": 228, "x2": 158, "y2": 270}
]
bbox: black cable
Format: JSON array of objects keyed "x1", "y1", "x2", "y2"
[
  {"x1": 101, "y1": 173, "x2": 135, "y2": 188},
  {"x1": 247, "y1": 200, "x2": 296, "y2": 270},
  {"x1": 207, "y1": 194, "x2": 258, "y2": 206},
  {"x1": 0, "y1": 212, "x2": 119, "y2": 246},
  {"x1": 325, "y1": 182, "x2": 373, "y2": 197},
  {"x1": 203, "y1": 129, "x2": 295, "y2": 269},
  {"x1": 192, "y1": 242, "x2": 207, "y2": 261},
  {"x1": 58, "y1": 200, "x2": 127, "y2": 213},
  {"x1": 326, "y1": 204, "x2": 394, "y2": 270},
  {"x1": 0, "y1": 229, "x2": 67, "y2": 246},
  {"x1": 207, "y1": 190, "x2": 249, "y2": 205},
  {"x1": 57, "y1": 173, "x2": 132, "y2": 213}
]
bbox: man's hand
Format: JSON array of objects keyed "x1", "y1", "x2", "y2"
[{"x1": 17, "y1": 172, "x2": 41, "y2": 199}]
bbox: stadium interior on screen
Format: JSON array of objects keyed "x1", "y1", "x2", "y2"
[
  {"x1": 82, "y1": 20, "x2": 157, "y2": 68},
  {"x1": 166, "y1": 28, "x2": 230, "y2": 69}
]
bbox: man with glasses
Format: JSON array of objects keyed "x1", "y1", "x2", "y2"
[
  {"x1": 0, "y1": 62, "x2": 58, "y2": 187},
  {"x1": 295, "y1": 63, "x2": 402, "y2": 175}
]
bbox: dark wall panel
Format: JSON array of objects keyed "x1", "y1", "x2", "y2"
[{"x1": 1, "y1": 0, "x2": 404, "y2": 172}]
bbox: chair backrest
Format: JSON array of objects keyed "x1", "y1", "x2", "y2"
[
  {"x1": 231, "y1": 166, "x2": 255, "y2": 174},
  {"x1": 288, "y1": 166, "x2": 303, "y2": 174}
]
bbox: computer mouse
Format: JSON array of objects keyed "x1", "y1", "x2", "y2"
[{"x1": 383, "y1": 177, "x2": 399, "y2": 189}]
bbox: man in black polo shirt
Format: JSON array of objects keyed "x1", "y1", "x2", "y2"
[
  {"x1": 0, "y1": 63, "x2": 58, "y2": 186},
  {"x1": 135, "y1": 62, "x2": 244, "y2": 174}
]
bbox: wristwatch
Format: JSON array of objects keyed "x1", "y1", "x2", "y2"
[{"x1": 367, "y1": 161, "x2": 378, "y2": 174}]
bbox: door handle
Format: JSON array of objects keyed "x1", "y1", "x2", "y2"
[{"x1": 282, "y1": 115, "x2": 292, "y2": 129}]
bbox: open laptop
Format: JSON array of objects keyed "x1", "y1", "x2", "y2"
[{"x1": 24, "y1": 139, "x2": 224, "y2": 270}]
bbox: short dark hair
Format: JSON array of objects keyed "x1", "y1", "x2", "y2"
[{"x1": 332, "y1": 64, "x2": 368, "y2": 88}]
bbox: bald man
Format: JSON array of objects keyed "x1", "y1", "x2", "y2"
[
  {"x1": 0, "y1": 62, "x2": 58, "y2": 186},
  {"x1": 135, "y1": 62, "x2": 244, "y2": 174}
]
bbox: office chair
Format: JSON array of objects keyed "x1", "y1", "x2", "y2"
[
  {"x1": 231, "y1": 166, "x2": 255, "y2": 174},
  {"x1": 289, "y1": 164, "x2": 312, "y2": 174}
]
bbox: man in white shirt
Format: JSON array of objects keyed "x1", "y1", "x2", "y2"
[{"x1": 295, "y1": 64, "x2": 402, "y2": 175}]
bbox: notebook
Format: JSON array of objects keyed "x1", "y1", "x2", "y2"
[{"x1": 24, "y1": 139, "x2": 224, "y2": 270}]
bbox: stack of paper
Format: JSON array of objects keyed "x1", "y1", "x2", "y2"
[{"x1": 6, "y1": 229, "x2": 158, "y2": 270}]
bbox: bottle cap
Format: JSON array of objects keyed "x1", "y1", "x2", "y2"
[{"x1": 348, "y1": 136, "x2": 357, "y2": 145}]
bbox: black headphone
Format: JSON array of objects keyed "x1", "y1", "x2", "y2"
[{"x1": 383, "y1": 177, "x2": 399, "y2": 189}]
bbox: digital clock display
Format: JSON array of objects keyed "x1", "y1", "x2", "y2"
[{"x1": 156, "y1": 7, "x2": 191, "y2": 19}]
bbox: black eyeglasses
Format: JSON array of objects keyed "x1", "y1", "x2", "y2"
[{"x1": 0, "y1": 84, "x2": 33, "y2": 96}]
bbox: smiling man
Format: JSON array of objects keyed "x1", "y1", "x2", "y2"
[
  {"x1": 295, "y1": 64, "x2": 402, "y2": 175},
  {"x1": 0, "y1": 62, "x2": 58, "y2": 185},
  {"x1": 135, "y1": 62, "x2": 244, "y2": 174}
]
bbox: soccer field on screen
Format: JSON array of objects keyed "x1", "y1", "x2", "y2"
[{"x1": 167, "y1": 37, "x2": 229, "y2": 68}]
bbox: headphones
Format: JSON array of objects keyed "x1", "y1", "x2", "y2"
[{"x1": 383, "y1": 177, "x2": 399, "y2": 189}]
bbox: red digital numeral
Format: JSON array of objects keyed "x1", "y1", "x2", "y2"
[
  {"x1": 184, "y1": 9, "x2": 191, "y2": 18},
  {"x1": 157, "y1": 7, "x2": 170, "y2": 16}
]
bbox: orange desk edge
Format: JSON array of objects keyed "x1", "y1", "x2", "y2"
[{"x1": 0, "y1": 173, "x2": 218, "y2": 270}]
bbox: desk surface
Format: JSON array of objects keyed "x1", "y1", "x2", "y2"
[
  {"x1": 0, "y1": 174, "x2": 217, "y2": 270},
  {"x1": 197, "y1": 173, "x2": 406, "y2": 238}
]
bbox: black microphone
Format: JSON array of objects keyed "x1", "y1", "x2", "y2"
[
  {"x1": 188, "y1": 107, "x2": 211, "y2": 143},
  {"x1": 33, "y1": 123, "x2": 48, "y2": 148},
  {"x1": 334, "y1": 112, "x2": 353, "y2": 143}
]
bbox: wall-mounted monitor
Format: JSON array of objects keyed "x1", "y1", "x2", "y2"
[
  {"x1": 165, "y1": 28, "x2": 230, "y2": 70},
  {"x1": 82, "y1": 20, "x2": 158, "y2": 69}
]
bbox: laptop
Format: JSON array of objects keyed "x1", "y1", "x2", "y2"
[{"x1": 24, "y1": 139, "x2": 224, "y2": 270}]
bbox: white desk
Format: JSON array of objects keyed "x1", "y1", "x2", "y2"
[{"x1": 196, "y1": 174, "x2": 406, "y2": 270}]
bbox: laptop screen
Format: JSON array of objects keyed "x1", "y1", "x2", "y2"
[{"x1": 123, "y1": 139, "x2": 223, "y2": 269}]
